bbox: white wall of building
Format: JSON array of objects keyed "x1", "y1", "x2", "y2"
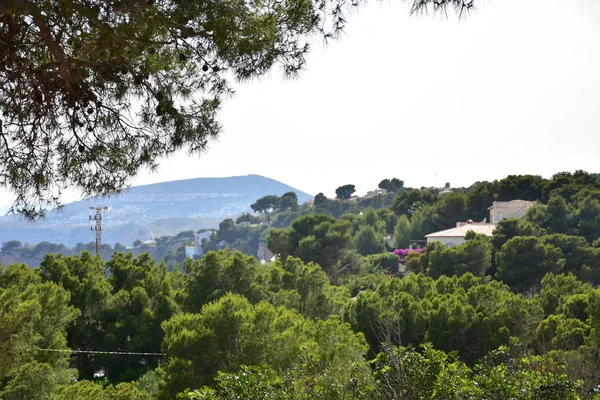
[
  {"x1": 489, "y1": 201, "x2": 535, "y2": 224},
  {"x1": 426, "y1": 237, "x2": 466, "y2": 247}
]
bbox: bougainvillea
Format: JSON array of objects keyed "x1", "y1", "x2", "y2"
[{"x1": 393, "y1": 248, "x2": 424, "y2": 258}]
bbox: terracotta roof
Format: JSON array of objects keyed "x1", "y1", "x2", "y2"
[{"x1": 425, "y1": 224, "x2": 496, "y2": 238}]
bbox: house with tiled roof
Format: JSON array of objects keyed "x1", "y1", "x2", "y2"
[{"x1": 425, "y1": 200, "x2": 535, "y2": 247}]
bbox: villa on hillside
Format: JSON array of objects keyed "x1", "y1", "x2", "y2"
[
  {"x1": 488, "y1": 199, "x2": 536, "y2": 224},
  {"x1": 425, "y1": 200, "x2": 535, "y2": 247}
]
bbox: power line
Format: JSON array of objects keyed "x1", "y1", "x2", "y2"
[{"x1": 35, "y1": 348, "x2": 166, "y2": 356}]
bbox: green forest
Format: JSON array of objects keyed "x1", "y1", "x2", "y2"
[{"x1": 3, "y1": 171, "x2": 600, "y2": 399}]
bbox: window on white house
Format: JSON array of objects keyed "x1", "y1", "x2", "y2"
[{"x1": 497, "y1": 212, "x2": 504, "y2": 221}]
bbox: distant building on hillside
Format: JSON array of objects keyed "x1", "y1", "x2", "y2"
[
  {"x1": 424, "y1": 199, "x2": 535, "y2": 247},
  {"x1": 488, "y1": 200, "x2": 536, "y2": 224},
  {"x1": 257, "y1": 241, "x2": 274, "y2": 263},
  {"x1": 183, "y1": 232, "x2": 210, "y2": 259},
  {"x1": 364, "y1": 189, "x2": 387, "y2": 198}
]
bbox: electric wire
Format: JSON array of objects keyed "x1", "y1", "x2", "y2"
[{"x1": 34, "y1": 348, "x2": 166, "y2": 356}]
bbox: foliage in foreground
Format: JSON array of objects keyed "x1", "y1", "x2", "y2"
[{"x1": 2, "y1": 248, "x2": 600, "y2": 398}]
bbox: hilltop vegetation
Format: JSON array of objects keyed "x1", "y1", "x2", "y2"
[{"x1": 2, "y1": 170, "x2": 600, "y2": 399}]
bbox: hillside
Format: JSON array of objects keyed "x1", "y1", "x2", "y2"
[{"x1": 0, "y1": 175, "x2": 312, "y2": 247}]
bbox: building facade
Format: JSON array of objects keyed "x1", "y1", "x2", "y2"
[
  {"x1": 425, "y1": 199, "x2": 535, "y2": 247},
  {"x1": 488, "y1": 200, "x2": 535, "y2": 224}
]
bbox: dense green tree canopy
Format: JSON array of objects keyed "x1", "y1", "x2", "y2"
[
  {"x1": 335, "y1": 184, "x2": 356, "y2": 200},
  {"x1": 3, "y1": 237, "x2": 600, "y2": 398},
  {"x1": 354, "y1": 225, "x2": 386, "y2": 256},
  {"x1": 392, "y1": 188, "x2": 438, "y2": 216},
  {"x1": 5, "y1": 167, "x2": 600, "y2": 397},
  {"x1": 496, "y1": 236, "x2": 565, "y2": 290},
  {"x1": 267, "y1": 214, "x2": 354, "y2": 274},
  {"x1": 378, "y1": 177, "x2": 404, "y2": 193},
  {"x1": 0, "y1": 263, "x2": 79, "y2": 399},
  {"x1": 278, "y1": 191, "x2": 299, "y2": 212},
  {"x1": 250, "y1": 195, "x2": 280, "y2": 214},
  {"x1": 355, "y1": 272, "x2": 542, "y2": 364},
  {"x1": 426, "y1": 233, "x2": 492, "y2": 278},
  {"x1": 159, "y1": 292, "x2": 370, "y2": 398},
  {"x1": 313, "y1": 192, "x2": 327, "y2": 206}
]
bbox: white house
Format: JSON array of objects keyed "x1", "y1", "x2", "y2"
[
  {"x1": 424, "y1": 199, "x2": 535, "y2": 247},
  {"x1": 488, "y1": 200, "x2": 535, "y2": 224}
]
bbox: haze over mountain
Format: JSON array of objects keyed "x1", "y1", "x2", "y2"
[{"x1": 0, "y1": 175, "x2": 312, "y2": 247}]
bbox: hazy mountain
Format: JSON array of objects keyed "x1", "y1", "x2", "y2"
[{"x1": 0, "y1": 175, "x2": 312, "y2": 247}]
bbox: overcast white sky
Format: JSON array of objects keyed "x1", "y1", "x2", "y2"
[{"x1": 1, "y1": 0, "x2": 599, "y2": 212}]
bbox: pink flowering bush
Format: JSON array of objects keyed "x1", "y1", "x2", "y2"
[{"x1": 393, "y1": 248, "x2": 423, "y2": 258}]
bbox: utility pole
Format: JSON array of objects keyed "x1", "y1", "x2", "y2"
[{"x1": 89, "y1": 206, "x2": 110, "y2": 256}]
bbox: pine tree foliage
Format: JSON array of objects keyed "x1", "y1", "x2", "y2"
[{"x1": 0, "y1": 0, "x2": 477, "y2": 219}]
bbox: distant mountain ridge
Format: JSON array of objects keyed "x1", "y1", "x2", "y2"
[{"x1": 0, "y1": 175, "x2": 312, "y2": 247}]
